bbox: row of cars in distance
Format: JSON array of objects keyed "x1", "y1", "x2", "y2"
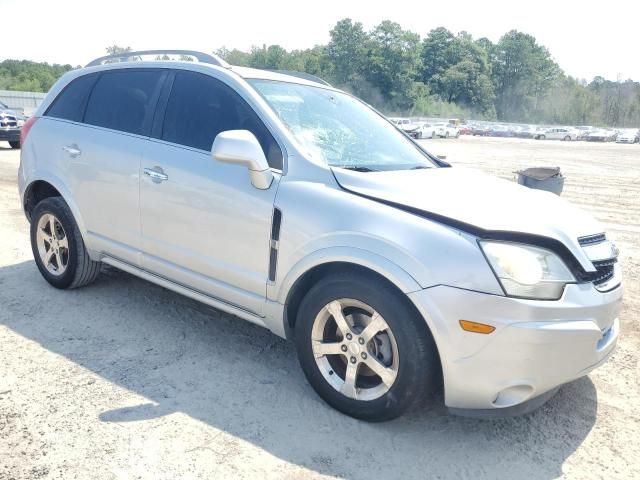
[
  {"x1": 468, "y1": 122, "x2": 639, "y2": 143},
  {"x1": 388, "y1": 117, "x2": 638, "y2": 144},
  {"x1": 390, "y1": 118, "x2": 461, "y2": 139}
]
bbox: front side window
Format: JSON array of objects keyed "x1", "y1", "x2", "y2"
[
  {"x1": 248, "y1": 80, "x2": 436, "y2": 172},
  {"x1": 160, "y1": 71, "x2": 283, "y2": 169},
  {"x1": 84, "y1": 70, "x2": 164, "y2": 136},
  {"x1": 45, "y1": 74, "x2": 98, "y2": 122}
]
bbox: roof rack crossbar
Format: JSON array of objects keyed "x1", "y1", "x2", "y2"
[{"x1": 86, "y1": 50, "x2": 230, "y2": 68}]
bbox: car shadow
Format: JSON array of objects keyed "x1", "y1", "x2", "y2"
[{"x1": 0, "y1": 260, "x2": 599, "y2": 479}]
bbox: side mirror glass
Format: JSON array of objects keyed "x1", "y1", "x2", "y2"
[{"x1": 211, "y1": 130, "x2": 273, "y2": 190}]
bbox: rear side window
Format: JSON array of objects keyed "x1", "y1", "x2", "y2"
[
  {"x1": 84, "y1": 70, "x2": 164, "y2": 136},
  {"x1": 46, "y1": 74, "x2": 97, "y2": 122},
  {"x1": 160, "y1": 71, "x2": 283, "y2": 169}
]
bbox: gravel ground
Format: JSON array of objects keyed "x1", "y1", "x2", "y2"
[{"x1": 1, "y1": 136, "x2": 638, "y2": 479}]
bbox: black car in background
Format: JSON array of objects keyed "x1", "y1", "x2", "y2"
[{"x1": 0, "y1": 101, "x2": 22, "y2": 149}]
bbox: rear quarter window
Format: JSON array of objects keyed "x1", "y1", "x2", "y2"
[
  {"x1": 45, "y1": 74, "x2": 98, "y2": 122},
  {"x1": 84, "y1": 70, "x2": 165, "y2": 136}
]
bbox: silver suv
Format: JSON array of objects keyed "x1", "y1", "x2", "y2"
[{"x1": 18, "y1": 50, "x2": 622, "y2": 421}]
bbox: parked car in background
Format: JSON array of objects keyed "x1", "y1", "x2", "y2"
[
  {"x1": 471, "y1": 124, "x2": 490, "y2": 136},
  {"x1": 488, "y1": 125, "x2": 513, "y2": 137},
  {"x1": 411, "y1": 123, "x2": 439, "y2": 139},
  {"x1": 397, "y1": 121, "x2": 423, "y2": 138},
  {"x1": 390, "y1": 118, "x2": 412, "y2": 127},
  {"x1": 434, "y1": 123, "x2": 460, "y2": 138},
  {"x1": 574, "y1": 126, "x2": 595, "y2": 140},
  {"x1": 513, "y1": 126, "x2": 539, "y2": 139},
  {"x1": 616, "y1": 129, "x2": 640, "y2": 144},
  {"x1": 458, "y1": 125, "x2": 473, "y2": 135},
  {"x1": 534, "y1": 127, "x2": 578, "y2": 141},
  {"x1": 0, "y1": 100, "x2": 22, "y2": 149},
  {"x1": 585, "y1": 129, "x2": 617, "y2": 142}
]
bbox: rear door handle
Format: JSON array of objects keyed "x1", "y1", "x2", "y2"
[
  {"x1": 63, "y1": 144, "x2": 81, "y2": 157},
  {"x1": 144, "y1": 167, "x2": 168, "y2": 182}
]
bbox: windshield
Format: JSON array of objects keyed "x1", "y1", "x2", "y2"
[
  {"x1": 0, "y1": 101, "x2": 8, "y2": 109},
  {"x1": 248, "y1": 80, "x2": 435, "y2": 171}
]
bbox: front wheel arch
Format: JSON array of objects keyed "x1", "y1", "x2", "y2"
[{"x1": 284, "y1": 262, "x2": 435, "y2": 347}]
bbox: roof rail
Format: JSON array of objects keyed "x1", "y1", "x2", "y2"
[
  {"x1": 86, "y1": 50, "x2": 231, "y2": 68},
  {"x1": 271, "y1": 70, "x2": 332, "y2": 87}
]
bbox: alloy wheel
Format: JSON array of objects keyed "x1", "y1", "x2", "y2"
[
  {"x1": 311, "y1": 298, "x2": 399, "y2": 401},
  {"x1": 36, "y1": 213, "x2": 69, "y2": 276}
]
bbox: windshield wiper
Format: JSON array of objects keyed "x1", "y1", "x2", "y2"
[
  {"x1": 410, "y1": 165, "x2": 431, "y2": 170},
  {"x1": 336, "y1": 165, "x2": 379, "y2": 172}
]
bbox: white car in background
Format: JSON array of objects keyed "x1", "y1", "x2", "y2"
[
  {"x1": 615, "y1": 129, "x2": 639, "y2": 144},
  {"x1": 412, "y1": 123, "x2": 439, "y2": 139},
  {"x1": 434, "y1": 123, "x2": 460, "y2": 138},
  {"x1": 535, "y1": 127, "x2": 578, "y2": 141}
]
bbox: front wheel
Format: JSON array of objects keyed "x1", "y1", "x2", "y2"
[
  {"x1": 564, "y1": 135, "x2": 571, "y2": 141},
  {"x1": 416, "y1": 131, "x2": 422, "y2": 139},
  {"x1": 9, "y1": 140, "x2": 20, "y2": 149},
  {"x1": 294, "y1": 272, "x2": 439, "y2": 421}
]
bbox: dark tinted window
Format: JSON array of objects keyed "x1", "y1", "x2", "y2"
[
  {"x1": 46, "y1": 74, "x2": 98, "y2": 122},
  {"x1": 84, "y1": 70, "x2": 164, "y2": 136},
  {"x1": 161, "y1": 71, "x2": 283, "y2": 169}
]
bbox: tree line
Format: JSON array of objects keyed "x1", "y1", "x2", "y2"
[{"x1": 1, "y1": 21, "x2": 639, "y2": 127}]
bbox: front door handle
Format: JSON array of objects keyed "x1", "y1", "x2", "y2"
[
  {"x1": 62, "y1": 144, "x2": 81, "y2": 157},
  {"x1": 144, "y1": 167, "x2": 168, "y2": 182}
]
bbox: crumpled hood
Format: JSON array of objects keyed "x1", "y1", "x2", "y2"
[{"x1": 332, "y1": 166, "x2": 603, "y2": 271}]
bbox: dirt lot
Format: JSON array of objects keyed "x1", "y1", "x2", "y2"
[{"x1": 1, "y1": 136, "x2": 639, "y2": 479}]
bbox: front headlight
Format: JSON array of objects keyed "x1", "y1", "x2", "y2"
[{"x1": 479, "y1": 241, "x2": 575, "y2": 300}]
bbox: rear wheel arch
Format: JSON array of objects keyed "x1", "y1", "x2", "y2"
[{"x1": 24, "y1": 180, "x2": 62, "y2": 221}]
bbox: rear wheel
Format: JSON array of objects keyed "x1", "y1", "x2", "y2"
[
  {"x1": 564, "y1": 135, "x2": 571, "y2": 141},
  {"x1": 294, "y1": 271, "x2": 439, "y2": 421},
  {"x1": 539, "y1": 134, "x2": 546, "y2": 140},
  {"x1": 431, "y1": 131, "x2": 437, "y2": 139},
  {"x1": 30, "y1": 197, "x2": 101, "y2": 289},
  {"x1": 9, "y1": 140, "x2": 20, "y2": 149},
  {"x1": 416, "y1": 131, "x2": 423, "y2": 139}
]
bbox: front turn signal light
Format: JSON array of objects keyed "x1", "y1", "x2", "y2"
[{"x1": 459, "y1": 320, "x2": 495, "y2": 334}]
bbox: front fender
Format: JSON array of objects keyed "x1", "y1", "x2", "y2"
[{"x1": 268, "y1": 245, "x2": 423, "y2": 306}]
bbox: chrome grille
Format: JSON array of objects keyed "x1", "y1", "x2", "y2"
[
  {"x1": 590, "y1": 258, "x2": 616, "y2": 285},
  {"x1": 578, "y1": 233, "x2": 619, "y2": 288},
  {"x1": 0, "y1": 114, "x2": 18, "y2": 128},
  {"x1": 578, "y1": 233, "x2": 606, "y2": 246}
]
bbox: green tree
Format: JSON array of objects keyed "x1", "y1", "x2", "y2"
[
  {"x1": 363, "y1": 20, "x2": 421, "y2": 110},
  {"x1": 492, "y1": 30, "x2": 560, "y2": 120},
  {"x1": 327, "y1": 18, "x2": 368, "y2": 86}
]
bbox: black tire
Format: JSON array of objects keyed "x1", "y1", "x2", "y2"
[
  {"x1": 432, "y1": 131, "x2": 437, "y2": 139},
  {"x1": 539, "y1": 135, "x2": 546, "y2": 140},
  {"x1": 564, "y1": 135, "x2": 571, "y2": 141},
  {"x1": 294, "y1": 271, "x2": 439, "y2": 422},
  {"x1": 416, "y1": 131, "x2": 422, "y2": 139},
  {"x1": 30, "y1": 197, "x2": 101, "y2": 289},
  {"x1": 9, "y1": 140, "x2": 20, "y2": 149}
]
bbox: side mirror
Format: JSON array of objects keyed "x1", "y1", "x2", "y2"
[{"x1": 211, "y1": 130, "x2": 273, "y2": 190}]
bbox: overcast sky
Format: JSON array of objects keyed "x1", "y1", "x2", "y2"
[{"x1": 2, "y1": 0, "x2": 638, "y2": 81}]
